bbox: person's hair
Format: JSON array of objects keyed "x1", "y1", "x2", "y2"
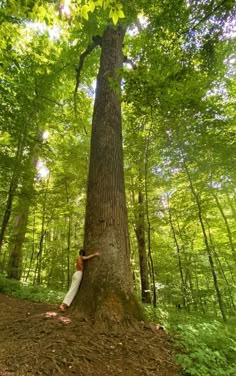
[{"x1": 79, "y1": 249, "x2": 85, "y2": 256}]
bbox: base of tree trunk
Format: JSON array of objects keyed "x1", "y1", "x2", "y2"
[{"x1": 73, "y1": 291, "x2": 145, "y2": 324}]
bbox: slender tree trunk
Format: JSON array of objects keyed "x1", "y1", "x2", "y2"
[
  {"x1": 0, "y1": 166, "x2": 21, "y2": 261},
  {"x1": 35, "y1": 228, "x2": 46, "y2": 285},
  {"x1": 214, "y1": 249, "x2": 236, "y2": 310},
  {"x1": 222, "y1": 253, "x2": 236, "y2": 284},
  {"x1": 64, "y1": 181, "x2": 72, "y2": 289},
  {"x1": 167, "y1": 203, "x2": 187, "y2": 309},
  {"x1": 144, "y1": 117, "x2": 156, "y2": 307},
  {"x1": 194, "y1": 268, "x2": 205, "y2": 313},
  {"x1": 187, "y1": 241, "x2": 199, "y2": 311},
  {"x1": 74, "y1": 25, "x2": 143, "y2": 321},
  {"x1": 175, "y1": 215, "x2": 194, "y2": 310},
  {"x1": 212, "y1": 191, "x2": 236, "y2": 262},
  {"x1": 134, "y1": 191, "x2": 151, "y2": 303},
  {"x1": 34, "y1": 184, "x2": 48, "y2": 285},
  {"x1": 145, "y1": 195, "x2": 156, "y2": 307},
  {"x1": 186, "y1": 266, "x2": 195, "y2": 311},
  {"x1": 24, "y1": 210, "x2": 36, "y2": 282},
  {"x1": 225, "y1": 191, "x2": 236, "y2": 221},
  {"x1": 205, "y1": 219, "x2": 236, "y2": 311},
  {"x1": 184, "y1": 162, "x2": 227, "y2": 321},
  {"x1": 0, "y1": 174, "x2": 18, "y2": 256},
  {"x1": 66, "y1": 214, "x2": 72, "y2": 289}
]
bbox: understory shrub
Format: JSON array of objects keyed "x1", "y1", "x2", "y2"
[
  {"x1": 144, "y1": 305, "x2": 236, "y2": 376},
  {"x1": 0, "y1": 274, "x2": 64, "y2": 303}
]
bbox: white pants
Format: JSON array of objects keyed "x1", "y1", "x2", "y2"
[{"x1": 63, "y1": 271, "x2": 83, "y2": 306}]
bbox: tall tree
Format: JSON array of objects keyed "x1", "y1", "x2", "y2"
[{"x1": 74, "y1": 25, "x2": 143, "y2": 321}]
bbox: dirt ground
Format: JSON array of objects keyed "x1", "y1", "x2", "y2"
[{"x1": 0, "y1": 293, "x2": 181, "y2": 376}]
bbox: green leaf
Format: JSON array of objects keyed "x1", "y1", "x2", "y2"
[
  {"x1": 117, "y1": 10, "x2": 125, "y2": 18},
  {"x1": 37, "y1": 5, "x2": 47, "y2": 21},
  {"x1": 81, "y1": 4, "x2": 89, "y2": 20},
  {"x1": 88, "y1": 1, "x2": 95, "y2": 12},
  {"x1": 112, "y1": 12, "x2": 119, "y2": 25},
  {"x1": 103, "y1": 0, "x2": 109, "y2": 10},
  {"x1": 96, "y1": 0, "x2": 103, "y2": 6}
]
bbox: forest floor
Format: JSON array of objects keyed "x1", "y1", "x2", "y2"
[{"x1": 0, "y1": 293, "x2": 181, "y2": 376}]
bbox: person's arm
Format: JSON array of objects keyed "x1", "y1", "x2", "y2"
[{"x1": 82, "y1": 251, "x2": 100, "y2": 261}]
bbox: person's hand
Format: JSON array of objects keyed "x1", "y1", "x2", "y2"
[{"x1": 95, "y1": 251, "x2": 101, "y2": 256}]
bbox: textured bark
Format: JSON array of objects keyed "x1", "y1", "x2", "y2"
[{"x1": 74, "y1": 25, "x2": 143, "y2": 321}]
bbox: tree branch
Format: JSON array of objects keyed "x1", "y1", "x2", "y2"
[
  {"x1": 38, "y1": 95, "x2": 63, "y2": 107},
  {"x1": 74, "y1": 35, "x2": 102, "y2": 113},
  {"x1": 183, "y1": 0, "x2": 229, "y2": 34}
]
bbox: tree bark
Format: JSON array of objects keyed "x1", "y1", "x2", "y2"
[{"x1": 74, "y1": 25, "x2": 143, "y2": 322}]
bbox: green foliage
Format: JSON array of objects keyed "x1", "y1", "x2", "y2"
[
  {"x1": 175, "y1": 319, "x2": 236, "y2": 376},
  {"x1": 0, "y1": 274, "x2": 64, "y2": 303},
  {"x1": 144, "y1": 305, "x2": 236, "y2": 376}
]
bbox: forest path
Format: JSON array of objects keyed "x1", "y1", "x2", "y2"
[{"x1": 0, "y1": 293, "x2": 180, "y2": 376}]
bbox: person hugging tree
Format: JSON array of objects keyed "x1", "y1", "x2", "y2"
[{"x1": 59, "y1": 248, "x2": 100, "y2": 312}]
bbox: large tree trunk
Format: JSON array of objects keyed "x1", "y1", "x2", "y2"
[{"x1": 74, "y1": 25, "x2": 142, "y2": 322}]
